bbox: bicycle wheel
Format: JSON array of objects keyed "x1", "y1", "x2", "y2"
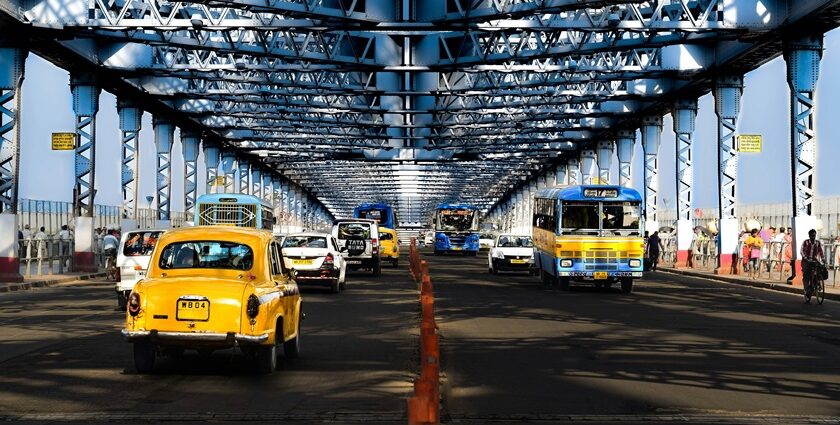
[
  {"x1": 816, "y1": 278, "x2": 825, "y2": 305},
  {"x1": 804, "y1": 279, "x2": 812, "y2": 303}
]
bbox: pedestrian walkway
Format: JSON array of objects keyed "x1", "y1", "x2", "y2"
[
  {"x1": 660, "y1": 266, "x2": 840, "y2": 301},
  {"x1": 0, "y1": 271, "x2": 107, "y2": 293}
]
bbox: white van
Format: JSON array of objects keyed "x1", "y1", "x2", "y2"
[{"x1": 115, "y1": 229, "x2": 165, "y2": 310}]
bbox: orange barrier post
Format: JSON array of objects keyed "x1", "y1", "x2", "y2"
[{"x1": 406, "y1": 248, "x2": 440, "y2": 425}]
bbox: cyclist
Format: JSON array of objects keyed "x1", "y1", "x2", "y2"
[
  {"x1": 800, "y1": 228, "x2": 825, "y2": 300},
  {"x1": 103, "y1": 229, "x2": 120, "y2": 277}
]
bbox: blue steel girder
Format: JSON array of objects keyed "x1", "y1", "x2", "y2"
[
  {"x1": 71, "y1": 73, "x2": 101, "y2": 218},
  {"x1": 672, "y1": 98, "x2": 697, "y2": 222},
  {"x1": 153, "y1": 116, "x2": 175, "y2": 221},
  {"x1": 117, "y1": 99, "x2": 142, "y2": 220},
  {"x1": 0, "y1": 46, "x2": 26, "y2": 214},
  {"x1": 181, "y1": 131, "x2": 200, "y2": 219}
]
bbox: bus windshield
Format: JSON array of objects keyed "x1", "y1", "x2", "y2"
[
  {"x1": 602, "y1": 202, "x2": 641, "y2": 233},
  {"x1": 357, "y1": 208, "x2": 387, "y2": 223},
  {"x1": 560, "y1": 202, "x2": 641, "y2": 235},
  {"x1": 561, "y1": 203, "x2": 600, "y2": 234},
  {"x1": 437, "y1": 209, "x2": 477, "y2": 232}
]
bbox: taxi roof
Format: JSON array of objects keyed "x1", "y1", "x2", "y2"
[{"x1": 158, "y1": 226, "x2": 275, "y2": 244}]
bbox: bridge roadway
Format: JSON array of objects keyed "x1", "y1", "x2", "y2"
[{"x1": 1, "y1": 252, "x2": 840, "y2": 424}]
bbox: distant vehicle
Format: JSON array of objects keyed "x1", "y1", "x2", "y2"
[
  {"x1": 479, "y1": 233, "x2": 496, "y2": 251},
  {"x1": 354, "y1": 203, "x2": 398, "y2": 230},
  {"x1": 194, "y1": 193, "x2": 275, "y2": 230},
  {"x1": 332, "y1": 219, "x2": 382, "y2": 276},
  {"x1": 532, "y1": 185, "x2": 644, "y2": 293},
  {"x1": 488, "y1": 235, "x2": 535, "y2": 274},
  {"x1": 115, "y1": 229, "x2": 165, "y2": 310},
  {"x1": 281, "y1": 233, "x2": 347, "y2": 293},
  {"x1": 378, "y1": 227, "x2": 400, "y2": 267},
  {"x1": 423, "y1": 231, "x2": 434, "y2": 246},
  {"x1": 433, "y1": 203, "x2": 480, "y2": 256},
  {"x1": 122, "y1": 226, "x2": 301, "y2": 374}
]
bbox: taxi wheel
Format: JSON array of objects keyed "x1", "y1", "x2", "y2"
[
  {"x1": 133, "y1": 342, "x2": 156, "y2": 374},
  {"x1": 256, "y1": 343, "x2": 277, "y2": 374},
  {"x1": 283, "y1": 317, "x2": 301, "y2": 359},
  {"x1": 620, "y1": 278, "x2": 634, "y2": 294},
  {"x1": 330, "y1": 279, "x2": 340, "y2": 293}
]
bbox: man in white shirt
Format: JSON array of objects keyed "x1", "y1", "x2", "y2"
[{"x1": 58, "y1": 225, "x2": 72, "y2": 268}]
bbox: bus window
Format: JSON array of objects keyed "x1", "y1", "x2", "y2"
[
  {"x1": 561, "y1": 203, "x2": 599, "y2": 233},
  {"x1": 437, "y1": 209, "x2": 476, "y2": 232},
  {"x1": 602, "y1": 202, "x2": 641, "y2": 233}
]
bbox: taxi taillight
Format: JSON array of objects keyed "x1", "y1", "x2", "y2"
[
  {"x1": 246, "y1": 294, "x2": 260, "y2": 318},
  {"x1": 128, "y1": 292, "x2": 141, "y2": 316}
]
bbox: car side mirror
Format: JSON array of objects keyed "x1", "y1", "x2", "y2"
[{"x1": 340, "y1": 246, "x2": 348, "y2": 253}]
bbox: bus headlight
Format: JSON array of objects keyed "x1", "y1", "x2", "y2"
[
  {"x1": 629, "y1": 259, "x2": 641, "y2": 268},
  {"x1": 560, "y1": 259, "x2": 573, "y2": 268}
]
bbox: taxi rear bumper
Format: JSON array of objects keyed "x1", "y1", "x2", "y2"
[{"x1": 121, "y1": 329, "x2": 269, "y2": 345}]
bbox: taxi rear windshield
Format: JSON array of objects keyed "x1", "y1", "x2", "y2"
[
  {"x1": 158, "y1": 241, "x2": 253, "y2": 271},
  {"x1": 122, "y1": 231, "x2": 162, "y2": 257}
]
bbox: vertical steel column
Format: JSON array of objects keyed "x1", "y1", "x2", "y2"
[
  {"x1": 616, "y1": 130, "x2": 635, "y2": 187},
  {"x1": 271, "y1": 178, "x2": 281, "y2": 230},
  {"x1": 220, "y1": 151, "x2": 236, "y2": 194},
  {"x1": 673, "y1": 99, "x2": 699, "y2": 267},
  {"x1": 642, "y1": 116, "x2": 663, "y2": 232},
  {"x1": 714, "y1": 75, "x2": 744, "y2": 274},
  {"x1": 204, "y1": 144, "x2": 220, "y2": 195},
  {"x1": 281, "y1": 181, "x2": 290, "y2": 232},
  {"x1": 238, "y1": 159, "x2": 250, "y2": 195},
  {"x1": 117, "y1": 100, "x2": 142, "y2": 230},
  {"x1": 580, "y1": 150, "x2": 596, "y2": 185},
  {"x1": 152, "y1": 117, "x2": 174, "y2": 226},
  {"x1": 251, "y1": 167, "x2": 262, "y2": 200},
  {"x1": 567, "y1": 158, "x2": 580, "y2": 185},
  {"x1": 181, "y1": 131, "x2": 199, "y2": 222},
  {"x1": 555, "y1": 163, "x2": 568, "y2": 186},
  {"x1": 70, "y1": 74, "x2": 101, "y2": 272},
  {"x1": 0, "y1": 46, "x2": 27, "y2": 282},
  {"x1": 596, "y1": 141, "x2": 614, "y2": 185},
  {"x1": 784, "y1": 34, "x2": 823, "y2": 282},
  {"x1": 262, "y1": 174, "x2": 273, "y2": 206}
]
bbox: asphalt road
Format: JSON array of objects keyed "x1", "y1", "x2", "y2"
[
  {"x1": 0, "y1": 262, "x2": 417, "y2": 424},
  {"x1": 428, "y1": 250, "x2": 840, "y2": 423},
  {"x1": 3, "y1": 250, "x2": 840, "y2": 424}
]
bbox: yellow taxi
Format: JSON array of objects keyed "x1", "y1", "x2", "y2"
[
  {"x1": 122, "y1": 226, "x2": 302, "y2": 374},
  {"x1": 378, "y1": 227, "x2": 400, "y2": 267}
]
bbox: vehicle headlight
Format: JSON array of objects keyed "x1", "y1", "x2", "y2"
[
  {"x1": 493, "y1": 250, "x2": 505, "y2": 259},
  {"x1": 629, "y1": 259, "x2": 642, "y2": 268},
  {"x1": 560, "y1": 259, "x2": 573, "y2": 268},
  {"x1": 246, "y1": 294, "x2": 260, "y2": 319}
]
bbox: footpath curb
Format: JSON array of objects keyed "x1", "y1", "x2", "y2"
[
  {"x1": 0, "y1": 273, "x2": 107, "y2": 293},
  {"x1": 659, "y1": 268, "x2": 840, "y2": 301}
]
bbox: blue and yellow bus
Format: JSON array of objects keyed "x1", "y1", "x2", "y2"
[
  {"x1": 532, "y1": 185, "x2": 644, "y2": 293},
  {"x1": 433, "y1": 203, "x2": 480, "y2": 256},
  {"x1": 195, "y1": 193, "x2": 275, "y2": 230},
  {"x1": 353, "y1": 203, "x2": 398, "y2": 230}
]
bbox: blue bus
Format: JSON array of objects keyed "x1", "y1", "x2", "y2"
[
  {"x1": 195, "y1": 194, "x2": 275, "y2": 230},
  {"x1": 532, "y1": 185, "x2": 644, "y2": 293},
  {"x1": 353, "y1": 203, "x2": 398, "y2": 230},
  {"x1": 433, "y1": 203, "x2": 480, "y2": 256}
]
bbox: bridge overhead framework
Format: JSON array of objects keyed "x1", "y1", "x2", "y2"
[{"x1": 1, "y1": 0, "x2": 840, "y2": 282}]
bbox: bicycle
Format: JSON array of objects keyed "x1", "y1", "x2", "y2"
[
  {"x1": 104, "y1": 248, "x2": 118, "y2": 281},
  {"x1": 803, "y1": 258, "x2": 825, "y2": 305}
]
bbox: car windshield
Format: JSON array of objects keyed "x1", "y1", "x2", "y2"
[
  {"x1": 497, "y1": 236, "x2": 533, "y2": 247},
  {"x1": 437, "y1": 209, "x2": 476, "y2": 231},
  {"x1": 283, "y1": 236, "x2": 327, "y2": 248},
  {"x1": 338, "y1": 223, "x2": 371, "y2": 239},
  {"x1": 122, "y1": 231, "x2": 162, "y2": 257},
  {"x1": 480, "y1": 233, "x2": 494, "y2": 239},
  {"x1": 158, "y1": 241, "x2": 254, "y2": 271}
]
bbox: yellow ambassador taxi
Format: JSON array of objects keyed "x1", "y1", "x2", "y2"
[
  {"x1": 378, "y1": 227, "x2": 400, "y2": 267},
  {"x1": 122, "y1": 226, "x2": 301, "y2": 374}
]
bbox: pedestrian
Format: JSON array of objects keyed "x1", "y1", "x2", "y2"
[
  {"x1": 746, "y1": 228, "x2": 763, "y2": 280},
  {"x1": 762, "y1": 227, "x2": 775, "y2": 272},
  {"x1": 647, "y1": 231, "x2": 663, "y2": 272},
  {"x1": 772, "y1": 227, "x2": 786, "y2": 271},
  {"x1": 784, "y1": 227, "x2": 794, "y2": 279},
  {"x1": 34, "y1": 226, "x2": 47, "y2": 260},
  {"x1": 58, "y1": 224, "x2": 72, "y2": 269},
  {"x1": 739, "y1": 231, "x2": 750, "y2": 273}
]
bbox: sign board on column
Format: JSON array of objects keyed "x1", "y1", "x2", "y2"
[
  {"x1": 737, "y1": 135, "x2": 762, "y2": 153},
  {"x1": 51, "y1": 133, "x2": 76, "y2": 150},
  {"x1": 214, "y1": 176, "x2": 226, "y2": 187}
]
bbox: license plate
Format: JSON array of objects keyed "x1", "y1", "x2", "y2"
[
  {"x1": 510, "y1": 259, "x2": 527, "y2": 264},
  {"x1": 347, "y1": 260, "x2": 362, "y2": 265},
  {"x1": 452, "y1": 247, "x2": 462, "y2": 250},
  {"x1": 177, "y1": 298, "x2": 210, "y2": 321},
  {"x1": 292, "y1": 259, "x2": 313, "y2": 266},
  {"x1": 135, "y1": 271, "x2": 146, "y2": 280},
  {"x1": 594, "y1": 272, "x2": 608, "y2": 280}
]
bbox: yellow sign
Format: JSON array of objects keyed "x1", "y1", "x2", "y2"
[
  {"x1": 214, "y1": 176, "x2": 226, "y2": 186},
  {"x1": 737, "y1": 134, "x2": 762, "y2": 153},
  {"x1": 51, "y1": 133, "x2": 75, "y2": 150}
]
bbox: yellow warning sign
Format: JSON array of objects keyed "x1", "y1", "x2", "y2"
[
  {"x1": 737, "y1": 134, "x2": 762, "y2": 153},
  {"x1": 214, "y1": 176, "x2": 226, "y2": 186},
  {"x1": 51, "y1": 133, "x2": 76, "y2": 151}
]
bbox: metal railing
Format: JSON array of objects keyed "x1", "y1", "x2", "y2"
[
  {"x1": 17, "y1": 199, "x2": 188, "y2": 232},
  {"x1": 659, "y1": 238, "x2": 840, "y2": 286},
  {"x1": 18, "y1": 235, "x2": 112, "y2": 278}
]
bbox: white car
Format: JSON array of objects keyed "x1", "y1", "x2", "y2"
[
  {"x1": 423, "y1": 232, "x2": 434, "y2": 246},
  {"x1": 488, "y1": 234, "x2": 535, "y2": 274},
  {"x1": 115, "y1": 229, "x2": 165, "y2": 310},
  {"x1": 479, "y1": 233, "x2": 496, "y2": 251},
  {"x1": 332, "y1": 219, "x2": 381, "y2": 276},
  {"x1": 282, "y1": 233, "x2": 347, "y2": 293}
]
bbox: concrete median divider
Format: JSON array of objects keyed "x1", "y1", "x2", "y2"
[{"x1": 407, "y1": 238, "x2": 440, "y2": 425}]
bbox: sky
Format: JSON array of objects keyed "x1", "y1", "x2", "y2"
[{"x1": 16, "y1": 29, "x2": 840, "y2": 213}]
